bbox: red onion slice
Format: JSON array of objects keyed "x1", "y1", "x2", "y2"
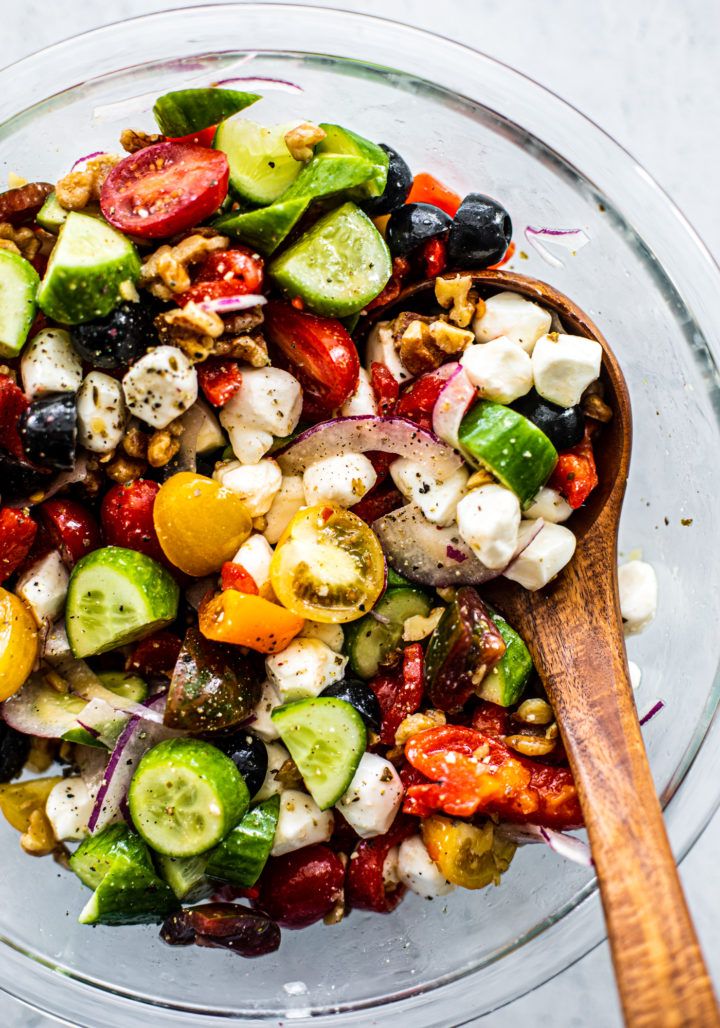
[
  {"x1": 498, "y1": 823, "x2": 593, "y2": 868},
  {"x1": 76, "y1": 697, "x2": 129, "y2": 748},
  {"x1": 276, "y1": 416, "x2": 463, "y2": 482},
  {"x1": 639, "y1": 699, "x2": 665, "y2": 726},
  {"x1": 71, "y1": 151, "x2": 110, "y2": 171},
  {"x1": 432, "y1": 364, "x2": 476, "y2": 449},
  {"x1": 199, "y1": 294, "x2": 266, "y2": 314},
  {"x1": 524, "y1": 226, "x2": 590, "y2": 269}
]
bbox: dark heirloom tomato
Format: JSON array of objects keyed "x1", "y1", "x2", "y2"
[
  {"x1": 403, "y1": 725, "x2": 582, "y2": 830},
  {"x1": 0, "y1": 375, "x2": 29, "y2": 460},
  {"x1": 345, "y1": 816, "x2": 416, "y2": 913},
  {"x1": 395, "y1": 364, "x2": 456, "y2": 432},
  {"x1": 100, "y1": 142, "x2": 229, "y2": 239},
  {"x1": 126, "y1": 630, "x2": 182, "y2": 678},
  {"x1": 161, "y1": 903, "x2": 280, "y2": 956},
  {"x1": 0, "y1": 508, "x2": 37, "y2": 582},
  {"x1": 369, "y1": 643, "x2": 425, "y2": 746},
  {"x1": 264, "y1": 302, "x2": 360, "y2": 416},
  {"x1": 38, "y1": 498, "x2": 100, "y2": 567},
  {"x1": 100, "y1": 479, "x2": 163, "y2": 562},
  {"x1": 257, "y1": 845, "x2": 344, "y2": 927},
  {"x1": 197, "y1": 358, "x2": 243, "y2": 407},
  {"x1": 164, "y1": 627, "x2": 263, "y2": 732}
]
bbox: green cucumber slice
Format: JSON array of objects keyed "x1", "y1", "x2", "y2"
[
  {"x1": 37, "y1": 212, "x2": 140, "y2": 325},
  {"x1": 206, "y1": 795, "x2": 280, "y2": 887},
  {"x1": 96, "y1": 670, "x2": 148, "y2": 704},
  {"x1": 214, "y1": 197, "x2": 310, "y2": 255},
  {"x1": 214, "y1": 119, "x2": 304, "y2": 205},
  {"x1": 270, "y1": 202, "x2": 391, "y2": 316},
  {"x1": 155, "y1": 853, "x2": 212, "y2": 902},
  {"x1": 153, "y1": 88, "x2": 259, "y2": 136},
  {"x1": 36, "y1": 191, "x2": 68, "y2": 232},
  {"x1": 278, "y1": 153, "x2": 378, "y2": 204},
  {"x1": 78, "y1": 853, "x2": 177, "y2": 925},
  {"x1": 387, "y1": 568, "x2": 413, "y2": 588},
  {"x1": 317, "y1": 124, "x2": 389, "y2": 198},
  {"x1": 271, "y1": 698, "x2": 367, "y2": 809},
  {"x1": 0, "y1": 250, "x2": 40, "y2": 358},
  {"x1": 70, "y1": 823, "x2": 153, "y2": 890},
  {"x1": 345, "y1": 586, "x2": 432, "y2": 679},
  {"x1": 478, "y1": 612, "x2": 534, "y2": 707},
  {"x1": 66, "y1": 546, "x2": 179, "y2": 658},
  {"x1": 458, "y1": 400, "x2": 558, "y2": 507},
  {"x1": 128, "y1": 738, "x2": 249, "y2": 857}
]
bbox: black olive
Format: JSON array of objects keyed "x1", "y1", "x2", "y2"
[
  {"x1": 0, "y1": 721, "x2": 30, "y2": 783},
  {"x1": 18, "y1": 392, "x2": 77, "y2": 470},
  {"x1": 513, "y1": 390, "x2": 585, "y2": 450},
  {"x1": 446, "y1": 193, "x2": 512, "y2": 268},
  {"x1": 70, "y1": 302, "x2": 158, "y2": 369},
  {"x1": 385, "y1": 202, "x2": 452, "y2": 258},
  {"x1": 0, "y1": 449, "x2": 52, "y2": 504},
  {"x1": 362, "y1": 144, "x2": 412, "y2": 217},
  {"x1": 320, "y1": 678, "x2": 382, "y2": 732},
  {"x1": 213, "y1": 731, "x2": 268, "y2": 798}
]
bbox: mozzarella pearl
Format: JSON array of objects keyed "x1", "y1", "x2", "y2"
[
  {"x1": 503, "y1": 521, "x2": 576, "y2": 590},
  {"x1": 460, "y1": 337, "x2": 533, "y2": 404},
  {"x1": 265, "y1": 638, "x2": 348, "y2": 703},
  {"x1": 122, "y1": 345, "x2": 197, "y2": 429},
  {"x1": 473, "y1": 291, "x2": 552, "y2": 353},
  {"x1": 21, "y1": 328, "x2": 83, "y2": 399},
  {"x1": 271, "y1": 789, "x2": 334, "y2": 856},
  {"x1": 532, "y1": 333, "x2": 602, "y2": 408},
  {"x1": 456, "y1": 484, "x2": 521, "y2": 570},
  {"x1": 76, "y1": 371, "x2": 126, "y2": 454},
  {"x1": 397, "y1": 835, "x2": 455, "y2": 898},
  {"x1": 214, "y1": 459, "x2": 283, "y2": 517},
  {"x1": 390, "y1": 459, "x2": 469, "y2": 527},
  {"x1": 336, "y1": 752, "x2": 403, "y2": 838},
  {"x1": 303, "y1": 453, "x2": 377, "y2": 508},
  {"x1": 618, "y1": 559, "x2": 658, "y2": 635}
]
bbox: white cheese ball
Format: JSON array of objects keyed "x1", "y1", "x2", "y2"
[
  {"x1": 366, "y1": 322, "x2": 412, "y2": 383},
  {"x1": 456, "y1": 484, "x2": 521, "y2": 570},
  {"x1": 21, "y1": 328, "x2": 83, "y2": 399},
  {"x1": 221, "y1": 423, "x2": 274, "y2": 465},
  {"x1": 231, "y1": 534, "x2": 274, "y2": 591},
  {"x1": 618, "y1": 559, "x2": 658, "y2": 635},
  {"x1": 271, "y1": 789, "x2": 334, "y2": 856},
  {"x1": 532, "y1": 333, "x2": 602, "y2": 408},
  {"x1": 255, "y1": 741, "x2": 291, "y2": 800},
  {"x1": 503, "y1": 521, "x2": 576, "y2": 590},
  {"x1": 299, "y1": 621, "x2": 344, "y2": 652},
  {"x1": 303, "y1": 453, "x2": 377, "y2": 508},
  {"x1": 214, "y1": 458, "x2": 283, "y2": 517},
  {"x1": 15, "y1": 550, "x2": 69, "y2": 624},
  {"x1": 222, "y1": 366, "x2": 302, "y2": 438},
  {"x1": 628, "y1": 660, "x2": 642, "y2": 690},
  {"x1": 251, "y1": 682, "x2": 283, "y2": 742},
  {"x1": 340, "y1": 367, "x2": 378, "y2": 417},
  {"x1": 336, "y1": 753, "x2": 403, "y2": 838},
  {"x1": 122, "y1": 345, "x2": 198, "y2": 429},
  {"x1": 265, "y1": 638, "x2": 348, "y2": 703},
  {"x1": 263, "y1": 475, "x2": 306, "y2": 544},
  {"x1": 76, "y1": 371, "x2": 127, "y2": 454},
  {"x1": 525, "y1": 486, "x2": 573, "y2": 524},
  {"x1": 460, "y1": 337, "x2": 533, "y2": 404},
  {"x1": 473, "y1": 291, "x2": 552, "y2": 353},
  {"x1": 390, "y1": 459, "x2": 469, "y2": 527},
  {"x1": 397, "y1": 835, "x2": 455, "y2": 899},
  {"x1": 45, "y1": 777, "x2": 93, "y2": 841}
]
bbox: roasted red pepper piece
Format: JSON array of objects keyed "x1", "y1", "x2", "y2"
[
  {"x1": 196, "y1": 358, "x2": 243, "y2": 407},
  {"x1": 370, "y1": 643, "x2": 425, "y2": 746},
  {"x1": 0, "y1": 508, "x2": 37, "y2": 582},
  {"x1": 548, "y1": 429, "x2": 598, "y2": 509},
  {"x1": 345, "y1": 816, "x2": 416, "y2": 913},
  {"x1": 220, "y1": 561, "x2": 259, "y2": 594},
  {"x1": 38, "y1": 498, "x2": 101, "y2": 568},
  {"x1": 369, "y1": 361, "x2": 399, "y2": 415},
  {"x1": 126, "y1": 630, "x2": 183, "y2": 678},
  {"x1": 420, "y1": 236, "x2": 447, "y2": 278},
  {"x1": 487, "y1": 240, "x2": 515, "y2": 270},
  {"x1": 403, "y1": 725, "x2": 582, "y2": 829},
  {"x1": 0, "y1": 375, "x2": 29, "y2": 460},
  {"x1": 395, "y1": 364, "x2": 456, "y2": 433},
  {"x1": 365, "y1": 256, "x2": 411, "y2": 312},
  {"x1": 351, "y1": 482, "x2": 404, "y2": 524},
  {"x1": 406, "y1": 173, "x2": 462, "y2": 217},
  {"x1": 470, "y1": 699, "x2": 509, "y2": 737},
  {"x1": 179, "y1": 245, "x2": 264, "y2": 306}
]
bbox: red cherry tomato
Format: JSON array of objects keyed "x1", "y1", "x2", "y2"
[
  {"x1": 395, "y1": 364, "x2": 457, "y2": 432},
  {"x1": 369, "y1": 361, "x2": 399, "y2": 415},
  {"x1": 220, "y1": 561, "x2": 259, "y2": 594},
  {"x1": 0, "y1": 508, "x2": 37, "y2": 582},
  {"x1": 196, "y1": 358, "x2": 243, "y2": 407},
  {"x1": 100, "y1": 142, "x2": 229, "y2": 239},
  {"x1": 257, "y1": 844, "x2": 344, "y2": 928},
  {"x1": 196, "y1": 246, "x2": 264, "y2": 291},
  {"x1": 406, "y1": 172, "x2": 462, "y2": 217},
  {"x1": 0, "y1": 375, "x2": 29, "y2": 460},
  {"x1": 264, "y1": 302, "x2": 360, "y2": 417},
  {"x1": 369, "y1": 643, "x2": 425, "y2": 746},
  {"x1": 126, "y1": 630, "x2": 182, "y2": 678},
  {"x1": 100, "y1": 479, "x2": 163, "y2": 562},
  {"x1": 167, "y1": 125, "x2": 217, "y2": 147},
  {"x1": 403, "y1": 725, "x2": 583, "y2": 829},
  {"x1": 548, "y1": 429, "x2": 598, "y2": 509},
  {"x1": 345, "y1": 816, "x2": 416, "y2": 913},
  {"x1": 350, "y1": 482, "x2": 404, "y2": 524},
  {"x1": 38, "y1": 498, "x2": 101, "y2": 568}
]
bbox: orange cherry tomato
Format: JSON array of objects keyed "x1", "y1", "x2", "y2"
[
  {"x1": 0, "y1": 588, "x2": 38, "y2": 700},
  {"x1": 153, "y1": 472, "x2": 252, "y2": 577},
  {"x1": 199, "y1": 590, "x2": 304, "y2": 654},
  {"x1": 406, "y1": 173, "x2": 462, "y2": 217}
]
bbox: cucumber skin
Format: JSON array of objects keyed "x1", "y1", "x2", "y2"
[
  {"x1": 278, "y1": 154, "x2": 378, "y2": 204},
  {"x1": 317, "y1": 124, "x2": 389, "y2": 198},
  {"x1": 78, "y1": 854, "x2": 178, "y2": 925},
  {"x1": 153, "y1": 88, "x2": 259, "y2": 136},
  {"x1": 155, "y1": 852, "x2": 213, "y2": 902},
  {"x1": 206, "y1": 795, "x2": 280, "y2": 887},
  {"x1": 70, "y1": 824, "x2": 153, "y2": 890},
  {"x1": 478, "y1": 613, "x2": 533, "y2": 707},
  {"x1": 0, "y1": 250, "x2": 40, "y2": 359},
  {"x1": 214, "y1": 197, "x2": 310, "y2": 255},
  {"x1": 458, "y1": 400, "x2": 558, "y2": 507},
  {"x1": 36, "y1": 192, "x2": 67, "y2": 232},
  {"x1": 345, "y1": 586, "x2": 432, "y2": 679}
]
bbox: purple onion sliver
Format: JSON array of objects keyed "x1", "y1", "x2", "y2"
[
  {"x1": 539, "y1": 827, "x2": 594, "y2": 868},
  {"x1": 76, "y1": 720, "x2": 101, "y2": 739},
  {"x1": 525, "y1": 226, "x2": 586, "y2": 238},
  {"x1": 446, "y1": 544, "x2": 468, "y2": 563},
  {"x1": 71, "y1": 151, "x2": 107, "y2": 170},
  {"x1": 639, "y1": 699, "x2": 665, "y2": 726},
  {"x1": 199, "y1": 294, "x2": 267, "y2": 314},
  {"x1": 370, "y1": 609, "x2": 392, "y2": 625}
]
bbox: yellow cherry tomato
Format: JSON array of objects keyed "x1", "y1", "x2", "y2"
[
  {"x1": 199, "y1": 590, "x2": 304, "y2": 654},
  {"x1": 0, "y1": 588, "x2": 38, "y2": 701},
  {"x1": 0, "y1": 777, "x2": 63, "y2": 832},
  {"x1": 421, "y1": 815, "x2": 516, "y2": 890},
  {"x1": 153, "y1": 472, "x2": 252, "y2": 576},
  {"x1": 270, "y1": 504, "x2": 386, "y2": 623}
]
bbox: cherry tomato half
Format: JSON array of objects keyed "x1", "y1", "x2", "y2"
[
  {"x1": 100, "y1": 142, "x2": 229, "y2": 239},
  {"x1": 395, "y1": 364, "x2": 457, "y2": 432},
  {"x1": 39, "y1": 498, "x2": 100, "y2": 568},
  {"x1": 264, "y1": 302, "x2": 360, "y2": 417},
  {"x1": 101, "y1": 479, "x2": 164, "y2": 563},
  {"x1": 422, "y1": 815, "x2": 516, "y2": 890},
  {"x1": 177, "y1": 246, "x2": 265, "y2": 308},
  {"x1": 0, "y1": 508, "x2": 36, "y2": 582},
  {"x1": 0, "y1": 588, "x2": 38, "y2": 700},
  {"x1": 345, "y1": 816, "x2": 415, "y2": 913},
  {"x1": 270, "y1": 504, "x2": 386, "y2": 624},
  {"x1": 196, "y1": 358, "x2": 243, "y2": 407}
]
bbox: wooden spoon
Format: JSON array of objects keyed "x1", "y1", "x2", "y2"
[{"x1": 372, "y1": 269, "x2": 719, "y2": 1027}]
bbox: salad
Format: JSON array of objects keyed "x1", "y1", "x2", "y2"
[{"x1": 0, "y1": 85, "x2": 614, "y2": 956}]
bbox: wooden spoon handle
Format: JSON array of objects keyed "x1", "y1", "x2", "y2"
[{"x1": 519, "y1": 522, "x2": 719, "y2": 1027}]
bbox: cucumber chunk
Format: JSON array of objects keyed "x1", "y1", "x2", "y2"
[
  {"x1": 155, "y1": 853, "x2": 212, "y2": 902},
  {"x1": 317, "y1": 124, "x2": 389, "y2": 198},
  {"x1": 153, "y1": 88, "x2": 259, "y2": 136},
  {"x1": 78, "y1": 853, "x2": 177, "y2": 925},
  {"x1": 270, "y1": 202, "x2": 392, "y2": 316},
  {"x1": 206, "y1": 795, "x2": 280, "y2": 887},
  {"x1": 96, "y1": 670, "x2": 148, "y2": 704},
  {"x1": 386, "y1": 568, "x2": 413, "y2": 588},
  {"x1": 36, "y1": 191, "x2": 68, "y2": 232},
  {"x1": 458, "y1": 400, "x2": 558, "y2": 507},
  {"x1": 70, "y1": 823, "x2": 153, "y2": 890},
  {"x1": 128, "y1": 738, "x2": 249, "y2": 857},
  {"x1": 345, "y1": 586, "x2": 432, "y2": 679},
  {"x1": 66, "y1": 546, "x2": 179, "y2": 658},
  {"x1": 214, "y1": 197, "x2": 310, "y2": 255},
  {"x1": 278, "y1": 153, "x2": 378, "y2": 204},
  {"x1": 214, "y1": 119, "x2": 304, "y2": 205},
  {"x1": 271, "y1": 697, "x2": 367, "y2": 809},
  {"x1": 478, "y1": 612, "x2": 534, "y2": 707},
  {"x1": 0, "y1": 250, "x2": 40, "y2": 358},
  {"x1": 37, "y1": 212, "x2": 140, "y2": 325}
]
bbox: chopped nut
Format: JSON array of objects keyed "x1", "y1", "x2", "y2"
[
  {"x1": 403, "y1": 606, "x2": 444, "y2": 642},
  {"x1": 119, "y1": 279, "x2": 140, "y2": 303},
  {"x1": 252, "y1": 515, "x2": 268, "y2": 533},
  {"x1": 44, "y1": 670, "x2": 69, "y2": 694},
  {"x1": 470, "y1": 663, "x2": 489, "y2": 687},
  {"x1": 104, "y1": 454, "x2": 147, "y2": 484},
  {"x1": 466, "y1": 468, "x2": 495, "y2": 489},
  {"x1": 155, "y1": 301, "x2": 225, "y2": 362},
  {"x1": 147, "y1": 425, "x2": 183, "y2": 467},
  {"x1": 139, "y1": 233, "x2": 229, "y2": 299},
  {"x1": 122, "y1": 422, "x2": 149, "y2": 459},
  {"x1": 545, "y1": 722, "x2": 559, "y2": 741},
  {"x1": 434, "y1": 275, "x2": 476, "y2": 327},
  {"x1": 26, "y1": 737, "x2": 56, "y2": 773},
  {"x1": 0, "y1": 238, "x2": 20, "y2": 255},
  {"x1": 0, "y1": 222, "x2": 39, "y2": 260},
  {"x1": 58, "y1": 741, "x2": 75, "y2": 764},
  {"x1": 55, "y1": 154, "x2": 120, "y2": 211},
  {"x1": 435, "y1": 586, "x2": 456, "y2": 603},
  {"x1": 20, "y1": 809, "x2": 57, "y2": 856},
  {"x1": 394, "y1": 709, "x2": 447, "y2": 748},
  {"x1": 223, "y1": 308, "x2": 265, "y2": 335},
  {"x1": 581, "y1": 392, "x2": 613, "y2": 422},
  {"x1": 505, "y1": 734, "x2": 556, "y2": 757},
  {"x1": 53, "y1": 844, "x2": 72, "y2": 870},
  {"x1": 428, "y1": 319, "x2": 474, "y2": 354},
  {"x1": 399, "y1": 319, "x2": 445, "y2": 375},
  {"x1": 284, "y1": 122, "x2": 327, "y2": 162},
  {"x1": 514, "y1": 698, "x2": 554, "y2": 725},
  {"x1": 218, "y1": 330, "x2": 270, "y2": 367},
  {"x1": 120, "y1": 128, "x2": 164, "y2": 153},
  {"x1": 474, "y1": 296, "x2": 486, "y2": 320}
]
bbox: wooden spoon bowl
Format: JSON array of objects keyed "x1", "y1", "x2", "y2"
[{"x1": 368, "y1": 270, "x2": 719, "y2": 1027}]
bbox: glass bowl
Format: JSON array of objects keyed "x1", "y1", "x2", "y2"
[{"x1": 1, "y1": 6, "x2": 720, "y2": 1026}]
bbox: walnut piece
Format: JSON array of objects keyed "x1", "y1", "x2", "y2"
[
  {"x1": 581, "y1": 391, "x2": 613, "y2": 422},
  {"x1": 284, "y1": 122, "x2": 327, "y2": 162},
  {"x1": 121, "y1": 423, "x2": 149, "y2": 459},
  {"x1": 217, "y1": 331, "x2": 270, "y2": 367},
  {"x1": 399, "y1": 319, "x2": 446, "y2": 375},
  {"x1": 155, "y1": 302, "x2": 225, "y2": 362},
  {"x1": 139, "y1": 233, "x2": 229, "y2": 300},
  {"x1": 466, "y1": 467, "x2": 495, "y2": 489},
  {"x1": 104, "y1": 453, "x2": 147, "y2": 484},
  {"x1": 434, "y1": 275, "x2": 476, "y2": 327},
  {"x1": 147, "y1": 421, "x2": 183, "y2": 468},
  {"x1": 20, "y1": 809, "x2": 57, "y2": 857},
  {"x1": 26, "y1": 737, "x2": 56, "y2": 773},
  {"x1": 55, "y1": 154, "x2": 121, "y2": 211},
  {"x1": 120, "y1": 128, "x2": 164, "y2": 153},
  {"x1": 0, "y1": 222, "x2": 39, "y2": 260},
  {"x1": 402, "y1": 606, "x2": 444, "y2": 642},
  {"x1": 394, "y1": 709, "x2": 446, "y2": 748},
  {"x1": 428, "y1": 319, "x2": 474, "y2": 354}
]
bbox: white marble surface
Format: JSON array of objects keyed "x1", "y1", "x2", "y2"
[{"x1": 3, "y1": 1, "x2": 719, "y2": 1025}]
